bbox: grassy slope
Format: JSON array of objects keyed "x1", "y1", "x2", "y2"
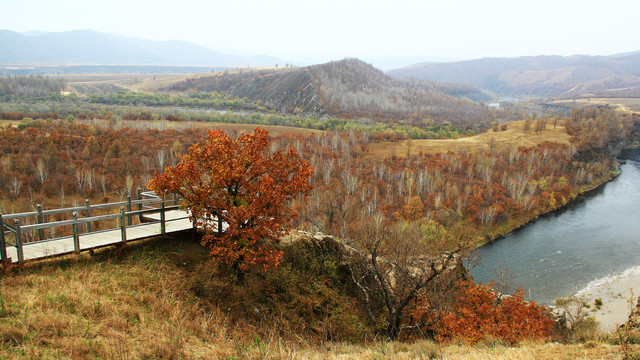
[
  {"x1": 165, "y1": 120, "x2": 323, "y2": 136},
  {"x1": 367, "y1": 120, "x2": 570, "y2": 159},
  {"x1": 0, "y1": 235, "x2": 629, "y2": 360},
  {"x1": 549, "y1": 98, "x2": 640, "y2": 114},
  {"x1": 0, "y1": 119, "x2": 323, "y2": 137}
]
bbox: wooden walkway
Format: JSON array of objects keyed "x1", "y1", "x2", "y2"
[
  {"x1": 3, "y1": 210, "x2": 192, "y2": 264},
  {"x1": 0, "y1": 192, "x2": 223, "y2": 267}
]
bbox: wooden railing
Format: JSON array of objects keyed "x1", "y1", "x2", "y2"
[{"x1": 0, "y1": 189, "x2": 189, "y2": 266}]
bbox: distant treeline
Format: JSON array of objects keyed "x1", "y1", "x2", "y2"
[
  {"x1": 0, "y1": 75, "x2": 66, "y2": 98},
  {"x1": 84, "y1": 91, "x2": 269, "y2": 112},
  {"x1": 0, "y1": 92, "x2": 475, "y2": 139}
]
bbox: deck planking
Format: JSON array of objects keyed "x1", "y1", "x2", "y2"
[{"x1": 3, "y1": 211, "x2": 193, "y2": 264}]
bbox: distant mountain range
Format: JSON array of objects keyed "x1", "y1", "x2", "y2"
[
  {"x1": 3, "y1": 29, "x2": 639, "y2": 100},
  {"x1": 168, "y1": 58, "x2": 493, "y2": 126},
  {"x1": 0, "y1": 29, "x2": 284, "y2": 68},
  {"x1": 389, "y1": 53, "x2": 640, "y2": 98}
]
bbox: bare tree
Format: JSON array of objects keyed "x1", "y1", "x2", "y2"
[
  {"x1": 125, "y1": 174, "x2": 134, "y2": 197},
  {"x1": 156, "y1": 149, "x2": 167, "y2": 171},
  {"x1": 344, "y1": 216, "x2": 473, "y2": 339},
  {"x1": 99, "y1": 174, "x2": 108, "y2": 198},
  {"x1": 36, "y1": 158, "x2": 48, "y2": 185},
  {"x1": 9, "y1": 176, "x2": 22, "y2": 200}
]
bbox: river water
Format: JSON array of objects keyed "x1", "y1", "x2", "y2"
[{"x1": 469, "y1": 149, "x2": 640, "y2": 304}]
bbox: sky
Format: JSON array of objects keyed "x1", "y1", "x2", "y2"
[{"x1": 2, "y1": 0, "x2": 639, "y2": 64}]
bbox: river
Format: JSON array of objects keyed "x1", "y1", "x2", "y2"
[{"x1": 469, "y1": 148, "x2": 640, "y2": 305}]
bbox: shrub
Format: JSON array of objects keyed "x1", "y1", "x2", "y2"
[{"x1": 413, "y1": 279, "x2": 554, "y2": 345}]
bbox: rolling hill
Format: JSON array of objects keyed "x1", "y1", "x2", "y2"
[
  {"x1": 389, "y1": 53, "x2": 640, "y2": 98},
  {"x1": 0, "y1": 29, "x2": 282, "y2": 67},
  {"x1": 168, "y1": 58, "x2": 494, "y2": 127}
]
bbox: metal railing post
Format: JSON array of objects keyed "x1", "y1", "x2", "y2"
[
  {"x1": 72, "y1": 212, "x2": 80, "y2": 253},
  {"x1": 120, "y1": 206, "x2": 127, "y2": 242},
  {"x1": 0, "y1": 213, "x2": 7, "y2": 264},
  {"x1": 160, "y1": 197, "x2": 166, "y2": 235},
  {"x1": 85, "y1": 199, "x2": 92, "y2": 233},
  {"x1": 14, "y1": 219, "x2": 23, "y2": 264},
  {"x1": 37, "y1": 204, "x2": 45, "y2": 241}
]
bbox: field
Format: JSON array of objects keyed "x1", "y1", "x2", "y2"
[
  {"x1": 549, "y1": 98, "x2": 640, "y2": 114},
  {"x1": 56, "y1": 68, "x2": 282, "y2": 94},
  {"x1": 367, "y1": 120, "x2": 571, "y2": 159},
  {"x1": 51, "y1": 73, "x2": 184, "y2": 94},
  {"x1": 0, "y1": 118, "x2": 323, "y2": 137},
  {"x1": 167, "y1": 120, "x2": 323, "y2": 136}
]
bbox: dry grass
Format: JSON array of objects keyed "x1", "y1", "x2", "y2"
[
  {"x1": 292, "y1": 340, "x2": 625, "y2": 360},
  {"x1": 0, "y1": 236, "x2": 236, "y2": 359},
  {"x1": 549, "y1": 98, "x2": 640, "y2": 114},
  {"x1": 0, "y1": 120, "x2": 20, "y2": 127},
  {"x1": 175, "y1": 120, "x2": 323, "y2": 136},
  {"x1": 130, "y1": 67, "x2": 281, "y2": 93},
  {"x1": 1, "y1": 235, "x2": 634, "y2": 359},
  {"x1": 367, "y1": 120, "x2": 571, "y2": 160},
  {"x1": 110, "y1": 118, "x2": 323, "y2": 136},
  {"x1": 0, "y1": 118, "x2": 322, "y2": 137}
]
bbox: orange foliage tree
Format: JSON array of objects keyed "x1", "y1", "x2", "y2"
[
  {"x1": 412, "y1": 279, "x2": 554, "y2": 344},
  {"x1": 149, "y1": 128, "x2": 313, "y2": 271}
]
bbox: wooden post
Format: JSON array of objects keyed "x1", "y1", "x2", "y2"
[
  {"x1": 37, "y1": 204, "x2": 45, "y2": 241},
  {"x1": 14, "y1": 219, "x2": 23, "y2": 264},
  {"x1": 120, "y1": 206, "x2": 127, "y2": 242},
  {"x1": 137, "y1": 187, "x2": 143, "y2": 223},
  {"x1": 85, "y1": 199, "x2": 92, "y2": 233},
  {"x1": 173, "y1": 193, "x2": 179, "y2": 206},
  {"x1": 0, "y1": 213, "x2": 8, "y2": 266},
  {"x1": 127, "y1": 195, "x2": 132, "y2": 226},
  {"x1": 72, "y1": 212, "x2": 80, "y2": 254},
  {"x1": 217, "y1": 210, "x2": 223, "y2": 236},
  {"x1": 160, "y1": 197, "x2": 166, "y2": 235}
]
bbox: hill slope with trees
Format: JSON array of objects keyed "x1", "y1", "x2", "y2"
[
  {"x1": 168, "y1": 58, "x2": 494, "y2": 127},
  {"x1": 389, "y1": 53, "x2": 640, "y2": 98}
]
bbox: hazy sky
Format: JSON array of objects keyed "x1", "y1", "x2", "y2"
[{"x1": 2, "y1": 0, "x2": 639, "y2": 63}]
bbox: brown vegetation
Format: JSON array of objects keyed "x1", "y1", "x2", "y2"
[
  {"x1": 0, "y1": 235, "x2": 634, "y2": 359},
  {"x1": 366, "y1": 119, "x2": 571, "y2": 159},
  {"x1": 168, "y1": 59, "x2": 496, "y2": 128},
  {"x1": 1, "y1": 103, "x2": 639, "y2": 356}
]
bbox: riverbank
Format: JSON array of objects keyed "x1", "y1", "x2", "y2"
[
  {"x1": 479, "y1": 165, "x2": 621, "y2": 245},
  {"x1": 575, "y1": 266, "x2": 640, "y2": 332},
  {"x1": 471, "y1": 156, "x2": 640, "y2": 312}
]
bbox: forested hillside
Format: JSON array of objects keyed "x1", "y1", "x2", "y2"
[
  {"x1": 168, "y1": 59, "x2": 494, "y2": 127},
  {"x1": 390, "y1": 53, "x2": 640, "y2": 98},
  {"x1": 0, "y1": 75, "x2": 65, "y2": 98}
]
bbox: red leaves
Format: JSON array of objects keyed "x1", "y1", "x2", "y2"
[
  {"x1": 149, "y1": 128, "x2": 313, "y2": 271},
  {"x1": 413, "y1": 279, "x2": 554, "y2": 345}
]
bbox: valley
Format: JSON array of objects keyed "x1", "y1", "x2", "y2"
[{"x1": 1, "y1": 42, "x2": 640, "y2": 358}]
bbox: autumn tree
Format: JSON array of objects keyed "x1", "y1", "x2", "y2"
[
  {"x1": 523, "y1": 117, "x2": 532, "y2": 133},
  {"x1": 149, "y1": 128, "x2": 313, "y2": 271},
  {"x1": 345, "y1": 217, "x2": 473, "y2": 339},
  {"x1": 413, "y1": 279, "x2": 554, "y2": 344}
]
